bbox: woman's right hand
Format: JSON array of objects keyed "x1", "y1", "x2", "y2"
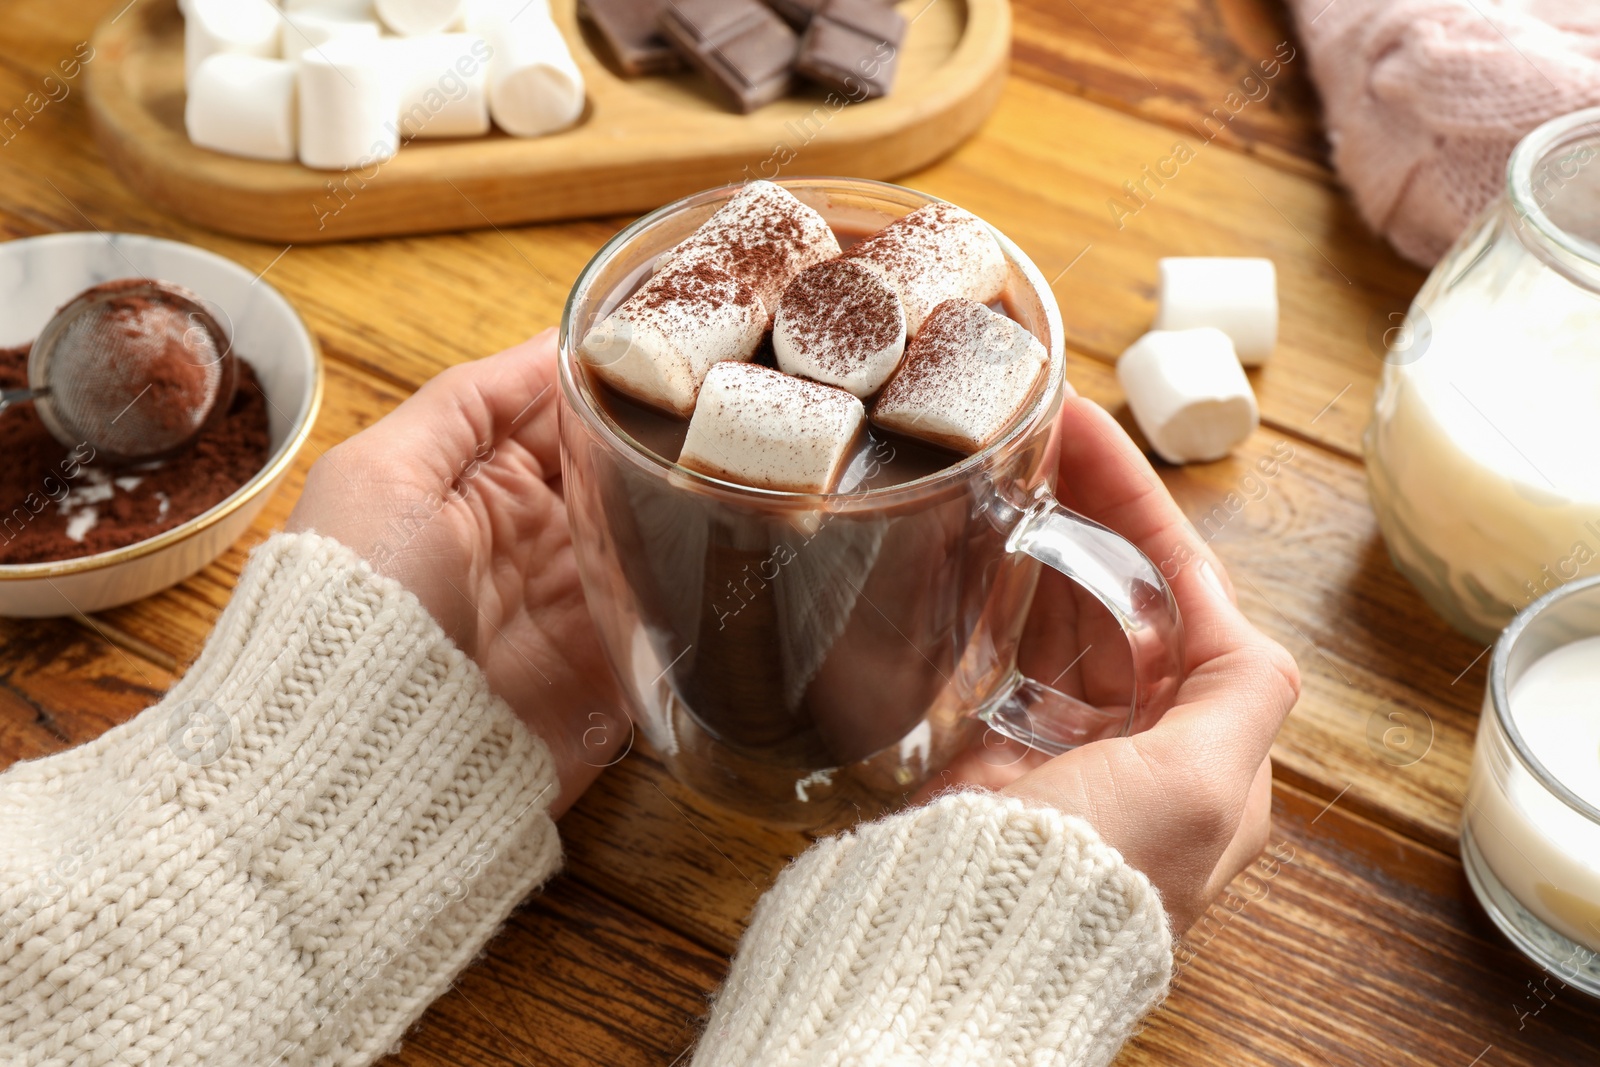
[{"x1": 938, "y1": 395, "x2": 1301, "y2": 933}]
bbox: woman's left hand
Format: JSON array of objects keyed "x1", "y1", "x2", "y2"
[{"x1": 288, "y1": 329, "x2": 625, "y2": 816}]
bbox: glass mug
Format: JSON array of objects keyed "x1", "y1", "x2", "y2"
[{"x1": 558, "y1": 178, "x2": 1185, "y2": 827}]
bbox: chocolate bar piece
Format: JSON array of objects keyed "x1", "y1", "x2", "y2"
[
  {"x1": 796, "y1": 0, "x2": 905, "y2": 99},
  {"x1": 660, "y1": 0, "x2": 799, "y2": 113},
  {"x1": 581, "y1": 0, "x2": 685, "y2": 76},
  {"x1": 763, "y1": 0, "x2": 829, "y2": 29}
]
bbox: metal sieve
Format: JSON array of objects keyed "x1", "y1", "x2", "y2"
[{"x1": 2, "y1": 279, "x2": 236, "y2": 464}]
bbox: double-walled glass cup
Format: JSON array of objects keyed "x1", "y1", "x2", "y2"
[{"x1": 558, "y1": 178, "x2": 1184, "y2": 826}]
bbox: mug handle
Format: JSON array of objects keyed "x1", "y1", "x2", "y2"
[{"x1": 980, "y1": 485, "x2": 1186, "y2": 755}]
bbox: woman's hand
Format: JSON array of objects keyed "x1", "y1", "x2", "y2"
[
  {"x1": 936, "y1": 396, "x2": 1301, "y2": 933},
  {"x1": 287, "y1": 330, "x2": 624, "y2": 816}
]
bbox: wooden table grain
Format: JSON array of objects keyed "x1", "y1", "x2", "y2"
[{"x1": 3, "y1": 1, "x2": 1599, "y2": 1063}]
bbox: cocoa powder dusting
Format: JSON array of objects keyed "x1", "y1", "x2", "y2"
[
  {"x1": 778, "y1": 260, "x2": 900, "y2": 376},
  {"x1": 0, "y1": 342, "x2": 270, "y2": 565}
]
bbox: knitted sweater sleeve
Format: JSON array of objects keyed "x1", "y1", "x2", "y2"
[
  {"x1": 0, "y1": 532, "x2": 562, "y2": 1067},
  {"x1": 692, "y1": 791, "x2": 1173, "y2": 1067},
  {"x1": 0, "y1": 532, "x2": 1172, "y2": 1067}
]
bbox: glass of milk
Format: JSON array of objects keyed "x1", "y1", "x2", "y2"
[
  {"x1": 1463, "y1": 576, "x2": 1600, "y2": 995},
  {"x1": 1368, "y1": 107, "x2": 1600, "y2": 642}
]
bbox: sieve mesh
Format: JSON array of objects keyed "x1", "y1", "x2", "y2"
[{"x1": 31, "y1": 280, "x2": 234, "y2": 463}]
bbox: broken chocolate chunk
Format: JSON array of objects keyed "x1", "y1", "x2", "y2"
[
  {"x1": 763, "y1": 0, "x2": 829, "y2": 29},
  {"x1": 795, "y1": 0, "x2": 904, "y2": 100},
  {"x1": 660, "y1": 0, "x2": 799, "y2": 113},
  {"x1": 581, "y1": 0, "x2": 686, "y2": 76}
]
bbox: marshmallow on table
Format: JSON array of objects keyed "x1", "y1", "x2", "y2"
[
  {"x1": 1117, "y1": 327, "x2": 1259, "y2": 464},
  {"x1": 185, "y1": 55, "x2": 297, "y2": 162},
  {"x1": 281, "y1": 12, "x2": 380, "y2": 58},
  {"x1": 298, "y1": 39, "x2": 400, "y2": 170},
  {"x1": 1154, "y1": 257, "x2": 1278, "y2": 366},
  {"x1": 184, "y1": 0, "x2": 280, "y2": 83},
  {"x1": 679, "y1": 362, "x2": 867, "y2": 493},
  {"x1": 660, "y1": 180, "x2": 841, "y2": 319},
  {"x1": 471, "y1": 8, "x2": 586, "y2": 136},
  {"x1": 774, "y1": 258, "x2": 906, "y2": 398},
  {"x1": 581, "y1": 261, "x2": 766, "y2": 417},
  {"x1": 845, "y1": 203, "x2": 1008, "y2": 336},
  {"x1": 872, "y1": 298, "x2": 1049, "y2": 455},
  {"x1": 387, "y1": 34, "x2": 492, "y2": 139},
  {"x1": 376, "y1": 0, "x2": 466, "y2": 35}
]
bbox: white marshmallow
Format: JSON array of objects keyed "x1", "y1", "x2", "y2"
[
  {"x1": 1116, "y1": 327, "x2": 1259, "y2": 464},
  {"x1": 297, "y1": 39, "x2": 400, "y2": 170},
  {"x1": 388, "y1": 34, "x2": 492, "y2": 139},
  {"x1": 580, "y1": 261, "x2": 766, "y2": 417},
  {"x1": 679, "y1": 363, "x2": 867, "y2": 493},
  {"x1": 474, "y1": 10, "x2": 585, "y2": 136},
  {"x1": 281, "y1": 12, "x2": 380, "y2": 59},
  {"x1": 846, "y1": 203, "x2": 1009, "y2": 336},
  {"x1": 1154, "y1": 257, "x2": 1278, "y2": 366},
  {"x1": 872, "y1": 298, "x2": 1049, "y2": 455},
  {"x1": 185, "y1": 55, "x2": 297, "y2": 162},
  {"x1": 774, "y1": 259, "x2": 906, "y2": 398},
  {"x1": 375, "y1": 0, "x2": 465, "y2": 35},
  {"x1": 285, "y1": 0, "x2": 376, "y2": 17},
  {"x1": 663, "y1": 181, "x2": 842, "y2": 319},
  {"x1": 184, "y1": 0, "x2": 280, "y2": 84}
]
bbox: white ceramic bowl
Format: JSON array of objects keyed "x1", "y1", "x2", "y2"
[{"x1": 0, "y1": 233, "x2": 322, "y2": 617}]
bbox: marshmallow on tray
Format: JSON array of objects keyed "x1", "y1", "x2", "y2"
[
  {"x1": 581, "y1": 261, "x2": 766, "y2": 416},
  {"x1": 286, "y1": 0, "x2": 377, "y2": 16},
  {"x1": 185, "y1": 55, "x2": 298, "y2": 162},
  {"x1": 184, "y1": 0, "x2": 280, "y2": 83},
  {"x1": 1117, "y1": 327, "x2": 1259, "y2": 464},
  {"x1": 298, "y1": 38, "x2": 400, "y2": 170},
  {"x1": 1154, "y1": 257, "x2": 1278, "y2": 366},
  {"x1": 774, "y1": 259, "x2": 906, "y2": 398},
  {"x1": 872, "y1": 298, "x2": 1049, "y2": 455},
  {"x1": 845, "y1": 203, "x2": 1008, "y2": 336},
  {"x1": 388, "y1": 34, "x2": 492, "y2": 139},
  {"x1": 660, "y1": 181, "x2": 841, "y2": 318},
  {"x1": 472, "y1": 8, "x2": 586, "y2": 136},
  {"x1": 281, "y1": 12, "x2": 381, "y2": 58},
  {"x1": 376, "y1": 0, "x2": 466, "y2": 36},
  {"x1": 679, "y1": 362, "x2": 867, "y2": 493}
]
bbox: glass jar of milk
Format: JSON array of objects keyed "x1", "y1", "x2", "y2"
[
  {"x1": 1368, "y1": 108, "x2": 1600, "y2": 642},
  {"x1": 1462, "y1": 577, "x2": 1600, "y2": 995}
]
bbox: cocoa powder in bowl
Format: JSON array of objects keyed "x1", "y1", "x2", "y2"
[{"x1": 0, "y1": 342, "x2": 270, "y2": 565}]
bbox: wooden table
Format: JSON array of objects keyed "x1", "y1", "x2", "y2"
[{"x1": 3, "y1": 1, "x2": 1598, "y2": 1063}]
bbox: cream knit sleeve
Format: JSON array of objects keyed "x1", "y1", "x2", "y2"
[
  {"x1": 693, "y1": 791, "x2": 1174, "y2": 1067},
  {"x1": 0, "y1": 532, "x2": 562, "y2": 1067}
]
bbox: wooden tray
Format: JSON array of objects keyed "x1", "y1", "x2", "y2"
[{"x1": 86, "y1": 0, "x2": 1009, "y2": 243}]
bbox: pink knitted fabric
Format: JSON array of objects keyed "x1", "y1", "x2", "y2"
[{"x1": 1289, "y1": 0, "x2": 1600, "y2": 265}]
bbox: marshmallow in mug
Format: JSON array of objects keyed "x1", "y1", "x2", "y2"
[
  {"x1": 580, "y1": 261, "x2": 767, "y2": 417},
  {"x1": 680, "y1": 362, "x2": 867, "y2": 494},
  {"x1": 845, "y1": 203, "x2": 1009, "y2": 337},
  {"x1": 185, "y1": 55, "x2": 298, "y2": 162},
  {"x1": 1117, "y1": 327, "x2": 1258, "y2": 465},
  {"x1": 298, "y1": 38, "x2": 399, "y2": 170},
  {"x1": 1154, "y1": 257, "x2": 1278, "y2": 366},
  {"x1": 388, "y1": 34, "x2": 493, "y2": 139},
  {"x1": 183, "y1": 0, "x2": 279, "y2": 83},
  {"x1": 774, "y1": 259, "x2": 906, "y2": 398},
  {"x1": 872, "y1": 298, "x2": 1049, "y2": 455}
]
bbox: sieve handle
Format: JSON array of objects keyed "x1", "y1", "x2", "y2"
[{"x1": 0, "y1": 388, "x2": 37, "y2": 414}]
